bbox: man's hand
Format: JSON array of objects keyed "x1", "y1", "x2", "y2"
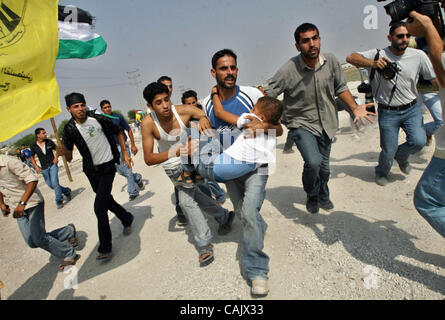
[
  {"x1": 179, "y1": 136, "x2": 199, "y2": 157},
  {"x1": 373, "y1": 57, "x2": 389, "y2": 70},
  {"x1": 352, "y1": 103, "x2": 376, "y2": 127},
  {"x1": 406, "y1": 11, "x2": 433, "y2": 37},
  {"x1": 13, "y1": 203, "x2": 25, "y2": 219},
  {"x1": 122, "y1": 152, "x2": 133, "y2": 169},
  {"x1": 35, "y1": 166, "x2": 42, "y2": 174},
  {"x1": 1, "y1": 203, "x2": 10, "y2": 217},
  {"x1": 242, "y1": 116, "x2": 266, "y2": 138},
  {"x1": 198, "y1": 117, "x2": 213, "y2": 136},
  {"x1": 131, "y1": 144, "x2": 138, "y2": 156},
  {"x1": 52, "y1": 157, "x2": 58, "y2": 165}
]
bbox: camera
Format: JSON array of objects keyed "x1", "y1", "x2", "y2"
[
  {"x1": 357, "y1": 69, "x2": 376, "y2": 113},
  {"x1": 377, "y1": 0, "x2": 445, "y2": 38},
  {"x1": 377, "y1": 61, "x2": 400, "y2": 80}
]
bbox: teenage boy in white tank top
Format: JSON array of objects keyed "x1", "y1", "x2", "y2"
[{"x1": 141, "y1": 82, "x2": 235, "y2": 267}]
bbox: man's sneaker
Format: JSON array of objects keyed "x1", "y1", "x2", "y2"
[
  {"x1": 129, "y1": 194, "x2": 139, "y2": 201},
  {"x1": 64, "y1": 190, "x2": 72, "y2": 201},
  {"x1": 375, "y1": 174, "x2": 389, "y2": 186},
  {"x1": 306, "y1": 196, "x2": 319, "y2": 214},
  {"x1": 218, "y1": 211, "x2": 235, "y2": 236},
  {"x1": 251, "y1": 278, "x2": 269, "y2": 298},
  {"x1": 177, "y1": 214, "x2": 188, "y2": 227},
  {"x1": 137, "y1": 180, "x2": 145, "y2": 191},
  {"x1": 396, "y1": 160, "x2": 412, "y2": 175},
  {"x1": 319, "y1": 199, "x2": 334, "y2": 211},
  {"x1": 56, "y1": 201, "x2": 64, "y2": 209}
]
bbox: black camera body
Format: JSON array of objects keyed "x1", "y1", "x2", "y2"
[
  {"x1": 377, "y1": 0, "x2": 444, "y2": 38},
  {"x1": 377, "y1": 61, "x2": 400, "y2": 80},
  {"x1": 357, "y1": 83, "x2": 377, "y2": 113}
]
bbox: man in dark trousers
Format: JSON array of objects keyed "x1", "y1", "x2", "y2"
[
  {"x1": 30, "y1": 128, "x2": 71, "y2": 209},
  {"x1": 61, "y1": 92, "x2": 134, "y2": 261}
]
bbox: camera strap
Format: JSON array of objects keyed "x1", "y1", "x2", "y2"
[{"x1": 369, "y1": 49, "x2": 380, "y2": 82}]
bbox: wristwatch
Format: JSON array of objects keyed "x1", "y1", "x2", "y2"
[{"x1": 19, "y1": 201, "x2": 27, "y2": 206}]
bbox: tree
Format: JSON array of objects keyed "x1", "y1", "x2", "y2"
[
  {"x1": 13, "y1": 134, "x2": 35, "y2": 148},
  {"x1": 58, "y1": 119, "x2": 70, "y2": 138},
  {"x1": 128, "y1": 109, "x2": 136, "y2": 121}
]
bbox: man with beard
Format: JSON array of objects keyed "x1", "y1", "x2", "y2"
[
  {"x1": 347, "y1": 22, "x2": 438, "y2": 186},
  {"x1": 265, "y1": 23, "x2": 374, "y2": 214},
  {"x1": 201, "y1": 49, "x2": 283, "y2": 297}
]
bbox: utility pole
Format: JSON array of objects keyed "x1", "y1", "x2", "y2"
[{"x1": 127, "y1": 70, "x2": 144, "y2": 110}]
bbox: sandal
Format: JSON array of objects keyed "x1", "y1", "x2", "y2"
[
  {"x1": 193, "y1": 172, "x2": 205, "y2": 184},
  {"x1": 198, "y1": 244, "x2": 214, "y2": 267},
  {"x1": 59, "y1": 254, "x2": 80, "y2": 271},
  {"x1": 96, "y1": 252, "x2": 112, "y2": 261},
  {"x1": 176, "y1": 171, "x2": 195, "y2": 188}
]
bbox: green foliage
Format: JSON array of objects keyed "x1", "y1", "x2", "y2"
[
  {"x1": 128, "y1": 109, "x2": 136, "y2": 121},
  {"x1": 58, "y1": 119, "x2": 70, "y2": 138},
  {"x1": 13, "y1": 134, "x2": 35, "y2": 148}
]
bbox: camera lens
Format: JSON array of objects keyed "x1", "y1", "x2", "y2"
[
  {"x1": 382, "y1": 67, "x2": 396, "y2": 80},
  {"x1": 384, "y1": 0, "x2": 411, "y2": 23}
]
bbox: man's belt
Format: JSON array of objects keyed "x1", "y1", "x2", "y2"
[{"x1": 378, "y1": 99, "x2": 417, "y2": 111}]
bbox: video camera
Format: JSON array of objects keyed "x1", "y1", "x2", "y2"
[{"x1": 377, "y1": 0, "x2": 445, "y2": 38}]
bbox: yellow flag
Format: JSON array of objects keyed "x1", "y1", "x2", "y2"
[{"x1": 0, "y1": 0, "x2": 59, "y2": 142}]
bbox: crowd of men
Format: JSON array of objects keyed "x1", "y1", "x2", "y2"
[{"x1": 1, "y1": 9, "x2": 444, "y2": 299}]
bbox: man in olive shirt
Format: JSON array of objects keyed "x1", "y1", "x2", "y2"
[{"x1": 265, "y1": 23, "x2": 374, "y2": 214}]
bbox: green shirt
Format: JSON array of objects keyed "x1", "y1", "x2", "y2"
[{"x1": 265, "y1": 53, "x2": 349, "y2": 138}]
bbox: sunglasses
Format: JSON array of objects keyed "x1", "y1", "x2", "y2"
[{"x1": 395, "y1": 33, "x2": 411, "y2": 39}]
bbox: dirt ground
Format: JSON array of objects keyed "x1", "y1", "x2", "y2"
[{"x1": 0, "y1": 107, "x2": 444, "y2": 300}]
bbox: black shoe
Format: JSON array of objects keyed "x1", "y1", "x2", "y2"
[
  {"x1": 306, "y1": 196, "x2": 319, "y2": 214},
  {"x1": 137, "y1": 180, "x2": 145, "y2": 190},
  {"x1": 396, "y1": 160, "x2": 412, "y2": 175},
  {"x1": 129, "y1": 194, "x2": 139, "y2": 201},
  {"x1": 123, "y1": 213, "x2": 134, "y2": 236},
  {"x1": 319, "y1": 199, "x2": 334, "y2": 211},
  {"x1": 218, "y1": 211, "x2": 235, "y2": 236},
  {"x1": 56, "y1": 201, "x2": 64, "y2": 209},
  {"x1": 64, "y1": 190, "x2": 72, "y2": 201},
  {"x1": 177, "y1": 214, "x2": 188, "y2": 226}
]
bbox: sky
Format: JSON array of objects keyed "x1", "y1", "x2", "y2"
[{"x1": 3, "y1": 0, "x2": 396, "y2": 146}]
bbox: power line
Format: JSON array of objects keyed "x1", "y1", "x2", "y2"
[{"x1": 127, "y1": 70, "x2": 144, "y2": 110}]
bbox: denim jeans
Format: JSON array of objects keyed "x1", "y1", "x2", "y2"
[
  {"x1": 86, "y1": 160, "x2": 134, "y2": 254},
  {"x1": 376, "y1": 104, "x2": 426, "y2": 177},
  {"x1": 41, "y1": 164, "x2": 71, "y2": 204},
  {"x1": 418, "y1": 93, "x2": 443, "y2": 137},
  {"x1": 289, "y1": 127, "x2": 332, "y2": 202},
  {"x1": 206, "y1": 181, "x2": 226, "y2": 203},
  {"x1": 115, "y1": 143, "x2": 142, "y2": 196},
  {"x1": 225, "y1": 170, "x2": 269, "y2": 280},
  {"x1": 17, "y1": 202, "x2": 76, "y2": 261},
  {"x1": 165, "y1": 166, "x2": 230, "y2": 248},
  {"x1": 414, "y1": 156, "x2": 445, "y2": 238}
]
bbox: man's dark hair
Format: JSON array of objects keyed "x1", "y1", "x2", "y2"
[
  {"x1": 181, "y1": 90, "x2": 198, "y2": 104},
  {"x1": 100, "y1": 100, "x2": 111, "y2": 108},
  {"x1": 157, "y1": 76, "x2": 172, "y2": 84},
  {"x1": 35, "y1": 128, "x2": 45, "y2": 136},
  {"x1": 256, "y1": 96, "x2": 283, "y2": 125},
  {"x1": 143, "y1": 82, "x2": 170, "y2": 105},
  {"x1": 389, "y1": 21, "x2": 406, "y2": 35},
  {"x1": 65, "y1": 92, "x2": 86, "y2": 107},
  {"x1": 294, "y1": 23, "x2": 319, "y2": 43},
  {"x1": 211, "y1": 49, "x2": 237, "y2": 69}
]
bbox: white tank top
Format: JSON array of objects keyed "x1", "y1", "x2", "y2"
[{"x1": 151, "y1": 106, "x2": 188, "y2": 169}]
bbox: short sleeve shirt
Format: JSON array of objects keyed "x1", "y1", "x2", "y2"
[
  {"x1": 359, "y1": 47, "x2": 436, "y2": 106},
  {"x1": 30, "y1": 139, "x2": 56, "y2": 170}
]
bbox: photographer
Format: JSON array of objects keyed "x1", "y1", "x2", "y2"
[
  {"x1": 406, "y1": 10, "x2": 445, "y2": 238},
  {"x1": 347, "y1": 22, "x2": 438, "y2": 186}
]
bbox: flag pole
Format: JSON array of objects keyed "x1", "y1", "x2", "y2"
[{"x1": 50, "y1": 118, "x2": 73, "y2": 182}]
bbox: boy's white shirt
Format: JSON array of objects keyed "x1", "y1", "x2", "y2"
[{"x1": 225, "y1": 113, "x2": 277, "y2": 164}]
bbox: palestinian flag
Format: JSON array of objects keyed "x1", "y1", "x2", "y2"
[{"x1": 57, "y1": 5, "x2": 107, "y2": 59}]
